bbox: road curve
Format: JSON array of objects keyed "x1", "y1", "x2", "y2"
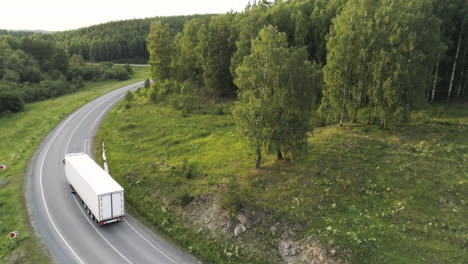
[{"x1": 26, "y1": 81, "x2": 199, "y2": 264}]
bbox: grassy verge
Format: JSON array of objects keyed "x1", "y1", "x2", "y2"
[
  {"x1": 96, "y1": 94, "x2": 467, "y2": 264},
  {"x1": 0, "y1": 67, "x2": 149, "y2": 263}
]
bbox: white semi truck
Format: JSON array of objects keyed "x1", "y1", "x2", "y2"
[{"x1": 64, "y1": 153, "x2": 124, "y2": 225}]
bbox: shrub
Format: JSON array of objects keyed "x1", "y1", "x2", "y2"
[
  {"x1": 82, "y1": 64, "x2": 103, "y2": 80},
  {"x1": 146, "y1": 86, "x2": 157, "y2": 103},
  {"x1": 144, "y1": 78, "x2": 151, "y2": 88},
  {"x1": 0, "y1": 86, "x2": 24, "y2": 113},
  {"x1": 39, "y1": 75, "x2": 69, "y2": 98},
  {"x1": 178, "y1": 193, "x2": 194, "y2": 207},
  {"x1": 3, "y1": 69, "x2": 20, "y2": 82},
  {"x1": 219, "y1": 179, "x2": 244, "y2": 215},
  {"x1": 21, "y1": 82, "x2": 43, "y2": 102},
  {"x1": 104, "y1": 65, "x2": 130, "y2": 80},
  {"x1": 123, "y1": 64, "x2": 133, "y2": 74},
  {"x1": 124, "y1": 90, "x2": 134, "y2": 102},
  {"x1": 70, "y1": 76, "x2": 84, "y2": 90}
]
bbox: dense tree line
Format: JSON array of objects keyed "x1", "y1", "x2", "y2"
[
  {"x1": 0, "y1": 29, "x2": 54, "y2": 38},
  {"x1": 0, "y1": 34, "x2": 133, "y2": 113},
  {"x1": 56, "y1": 15, "x2": 210, "y2": 64},
  {"x1": 146, "y1": 0, "x2": 467, "y2": 167}
]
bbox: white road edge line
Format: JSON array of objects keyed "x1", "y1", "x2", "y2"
[
  {"x1": 63, "y1": 86, "x2": 136, "y2": 263},
  {"x1": 84, "y1": 83, "x2": 139, "y2": 153},
  {"x1": 39, "y1": 115, "x2": 85, "y2": 264},
  {"x1": 83, "y1": 83, "x2": 179, "y2": 264},
  {"x1": 65, "y1": 87, "x2": 126, "y2": 153},
  {"x1": 37, "y1": 84, "x2": 136, "y2": 264},
  {"x1": 72, "y1": 197, "x2": 134, "y2": 264},
  {"x1": 125, "y1": 221, "x2": 178, "y2": 264}
]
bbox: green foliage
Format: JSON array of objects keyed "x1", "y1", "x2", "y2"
[
  {"x1": 321, "y1": 0, "x2": 442, "y2": 128},
  {"x1": 144, "y1": 78, "x2": 151, "y2": 88},
  {"x1": 0, "y1": 84, "x2": 24, "y2": 113},
  {"x1": 71, "y1": 76, "x2": 84, "y2": 90},
  {"x1": 219, "y1": 179, "x2": 244, "y2": 215},
  {"x1": 233, "y1": 25, "x2": 318, "y2": 168},
  {"x1": 123, "y1": 64, "x2": 133, "y2": 74},
  {"x1": 147, "y1": 22, "x2": 174, "y2": 83},
  {"x1": 97, "y1": 99, "x2": 468, "y2": 264},
  {"x1": 56, "y1": 16, "x2": 206, "y2": 63},
  {"x1": 95, "y1": 102, "x2": 264, "y2": 263},
  {"x1": 146, "y1": 86, "x2": 157, "y2": 103},
  {"x1": 0, "y1": 35, "x2": 136, "y2": 112},
  {"x1": 173, "y1": 18, "x2": 207, "y2": 88},
  {"x1": 0, "y1": 66, "x2": 148, "y2": 262},
  {"x1": 195, "y1": 14, "x2": 237, "y2": 97},
  {"x1": 104, "y1": 65, "x2": 130, "y2": 80},
  {"x1": 124, "y1": 90, "x2": 134, "y2": 102}
]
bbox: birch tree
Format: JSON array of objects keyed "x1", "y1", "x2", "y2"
[
  {"x1": 447, "y1": 17, "x2": 465, "y2": 101},
  {"x1": 233, "y1": 26, "x2": 318, "y2": 168},
  {"x1": 147, "y1": 22, "x2": 173, "y2": 83}
]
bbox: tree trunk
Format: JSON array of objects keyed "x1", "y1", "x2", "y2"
[
  {"x1": 352, "y1": 107, "x2": 358, "y2": 123},
  {"x1": 448, "y1": 18, "x2": 465, "y2": 102},
  {"x1": 457, "y1": 49, "x2": 466, "y2": 98},
  {"x1": 339, "y1": 89, "x2": 346, "y2": 126},
  {"x1": 463, "y1": 70, "x2": 467, "y2": 98},
  {"x1": 431, "y1": 53, "x2": 440, "y2": 103},
  {"x1": 277, "y1": 149, "x2": 283, "y2": 160},
  {"x1": 367, "y1": 103, "x2": 372, "y2": 124},
  {"x1": 255, "y1": 146, "x2": 262, "y2": 169}
]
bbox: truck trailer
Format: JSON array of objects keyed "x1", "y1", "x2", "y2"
[{"x1": 64, "y1": 153, "x2": 124, "y2": 225}]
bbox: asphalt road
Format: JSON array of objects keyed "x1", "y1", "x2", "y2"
[{"x1": 26, "y1": 81, "x2": 199, "y2": 264}]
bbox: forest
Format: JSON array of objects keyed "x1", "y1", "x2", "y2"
[
  {"x1": 145, "y1": 0, "x2": 467, "y2": 166},
  {"x1": 55, "y1": 15, "x2": 209, "y2": 64},
  {"x1": 0, "y1": 34, "x2": 134, "y2": 113}
]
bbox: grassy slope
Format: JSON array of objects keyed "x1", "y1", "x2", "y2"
[
  {"x1": 96, "y1": 96, "x2": 468, "y2": 263},
  {"x1": 0, "y1": 67, "x2": 149, "y2": 263}
]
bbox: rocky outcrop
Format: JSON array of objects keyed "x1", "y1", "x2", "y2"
[
  {"x1": 179, "y1": 193, "x2": 346, "y2": 264},
  {"x1": 279, "y1": 236, "x2": 344, "y2": 264}
]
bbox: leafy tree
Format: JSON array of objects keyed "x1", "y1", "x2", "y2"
[
  {"x1": 196, "y1": 14, "x2": 236, "y2": 97},
  {"x1": 369, "y1": 0, "x2": 441, "y2": 127},
  {"x1": 125, "y1": 90, "x2": 134, "y2": 102},
  {"x1": 322, "y1": 0, "x2": 441, "y2": 128},
  {"x1": 230, "y1": 5, "x2": 269, "y2": 79},
  {"x1": 144, "y1": 78, "x2": 151, "y2": 88},
  {"x1": 310, "y1": 0, "x2": 347, "y2": 63},
  {"x1": 233, "y1": 26, "x2": 318, "y2": 168},
  {"x1": 321, "y1": 0, "x2": 375, "y2": 125},
  {"x1": 0, "y1": 83, "x2": 24, "y2": 113},
  {"x1": 174, "y1": 18, "x2": 207, "y2": 89},
  {"x1": 147, "y1": 22, "x2": 174, "y2": 84}
]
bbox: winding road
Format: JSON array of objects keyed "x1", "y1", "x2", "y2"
[{"x1": 26, "y1": 81, "x2": 199, "y2": 264}]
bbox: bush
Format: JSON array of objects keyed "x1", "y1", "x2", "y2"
[
  {"x1": 0, "y1": 86, "x2": 24, "y2": 113},
  {"x1": 104, "y1": 65, "x2": 130, "y2": 80},
  {"x1": 146, "y1": 86, "x2": 157, "y2": 103},
  {"x1": 21, "y1": 82, "x2": 43, "y2": 102},
  {"x1": 124, "y1": 90, "x2": 134, "y2": 102},
  {"x1": 82, "y1": 64, "x2": 103, "y2": 80},
  {"x1": 219, "y1": 179, "x2": 244, "y2": 215},
  {"x1": 3, "y1": 69, "x2": 20, "y2": 82},
  {"x1": 123, "y1": 64, "x2": 133, "y2": 74},
  {"x1": 39, "y1": 75, "x2": 69, "y2": 98},
  {"x1": 70, "y1": 76, "x2": 84, "y2": 90},
  {"x1": 144, "y1": 78, "x2": 151, "y2": 88},
  {"x1": 178, "y1": 193, "x2": 194, "y2": 207}
]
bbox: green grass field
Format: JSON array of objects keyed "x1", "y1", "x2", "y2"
[
  {"x1": 96, "y1": 94, "x2": 467, "y2": 263},
  {"x1": 0, "y1": 67, "x2": 149, "y2": 263}
]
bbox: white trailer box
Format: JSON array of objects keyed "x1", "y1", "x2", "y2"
[{"x1": 64, "y1": 153, "x2": 124, "y2": 225}]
